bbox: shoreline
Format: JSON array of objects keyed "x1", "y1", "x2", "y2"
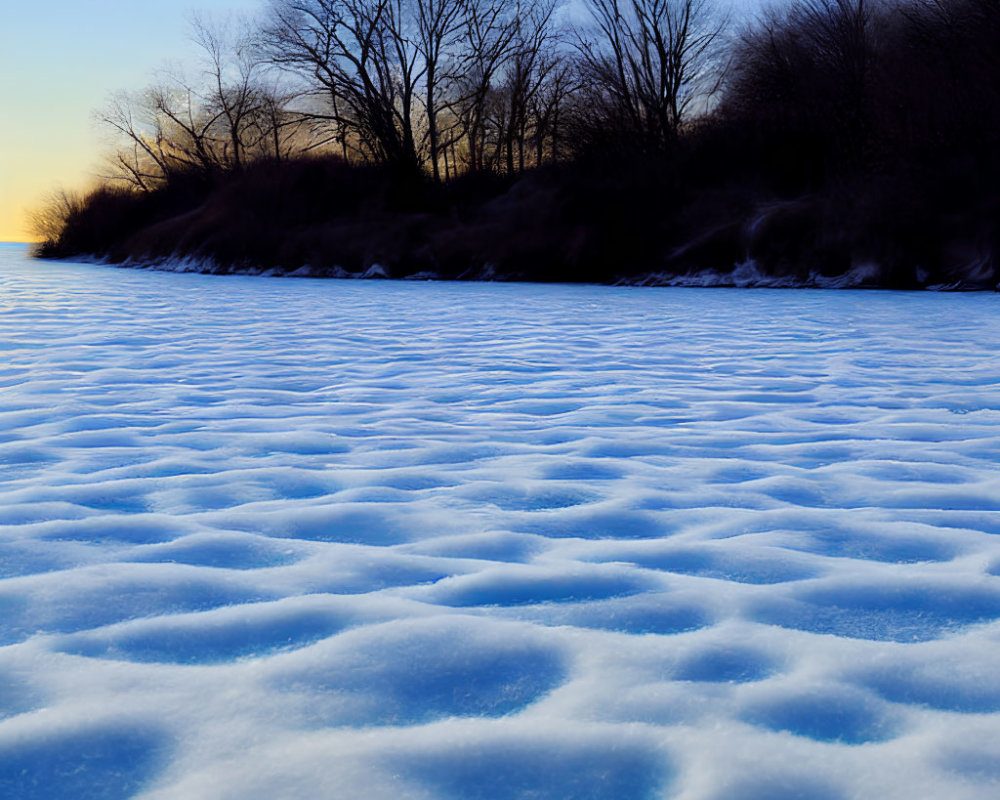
[{"x1": 48, "y1": 249, "x2": 998, "y2": 292}]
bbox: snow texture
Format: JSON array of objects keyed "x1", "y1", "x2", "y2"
[{"x1": 2, "y1": 243, "x2": 1000, "y2": 799}]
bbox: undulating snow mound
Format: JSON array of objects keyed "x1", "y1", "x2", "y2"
[{"x1": 2, "y1": 244, "x2": 1000, "y2": 799}]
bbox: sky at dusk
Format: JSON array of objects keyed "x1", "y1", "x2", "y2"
[
  {"x1": 0, "y1": 1, "x2": 261, "y2": 242},
  {"x1": 0, "y1": 0, "x2": 764, "y2": 242}
]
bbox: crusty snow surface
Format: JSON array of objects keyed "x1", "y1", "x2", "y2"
[{"x1": 2, "y1": 244, "x2": 1000, "y2": 799}]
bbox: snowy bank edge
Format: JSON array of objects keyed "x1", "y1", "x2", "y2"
[{"x1": 55, "y1": 250, "x2": 1000, "y2": 291}]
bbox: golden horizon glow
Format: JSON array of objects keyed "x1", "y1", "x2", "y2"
[
  {"x1": 0, "y1": 154, "x2": 95, "y2": 243},
  {"x1": 0, "y1": 1, "x2": 266, "y2": 243}
]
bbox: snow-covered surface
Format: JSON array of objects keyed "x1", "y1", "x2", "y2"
[{"x1": 2, "y1": 243, "x2": 1000, "y2": 799}]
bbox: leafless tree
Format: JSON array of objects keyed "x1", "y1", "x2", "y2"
[
  {"x1": 499, "y1": 0, "x2": 560, "y2": 173},
  {"x1": 263, "y1": 0, "x2": 424, "y2": 171},
  {"x1": 251, "y1": 81, "x2": 313, "y2": 163},
  {"x1": 452, "y1": 0, "x2": 519, "y2": 171},
  {"x1": 97, "y1": 84, "x2": 223, "y2": 188},
  {"x1": 529, "y1": 53, "x2": 576, "y2": 166},
  {"x1": 99, "y1": 15, "x2": 308, "y2": 189},
  {"x1": 190, "y1": 13, "x2": 287, "y2": 172},
  {"x1": 414, "y1": 0, "x2": 468, "y2": 180},
  {"x1": 576, "y1": 0, "x2": 727, "y2": 150},
  {"x1": 98, "y1": 92, "x2": 171, "y2": 191},
  {"x1": 262, "y1": 0, "x2": 580, "y2": 175}
]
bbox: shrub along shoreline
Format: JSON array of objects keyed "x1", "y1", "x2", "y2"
[{"x1": 34, "y1": 150, "x2": 999, "y2": 290}]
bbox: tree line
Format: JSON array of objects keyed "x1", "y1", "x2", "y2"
[
  {"x1": 719, "y1": 0, "x2": 1000, "y2": 190},
  {"x1": 98, "y1": 0, "x2": 727, "y2": 188},
  {"x1": 90, "y1": 0, "x2": 1000, "y2": 193},
  {"x1": 34, "y1": 0, "x2": 1000, "y2": 288}
]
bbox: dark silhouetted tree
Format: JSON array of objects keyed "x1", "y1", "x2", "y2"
[{"x1": 575, "y1": 0, "x2": 728, "y2": 152}]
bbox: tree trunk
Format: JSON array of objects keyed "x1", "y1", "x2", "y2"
[{"x1": 427, "y1": 64, "x2": 441, "y2": 181}]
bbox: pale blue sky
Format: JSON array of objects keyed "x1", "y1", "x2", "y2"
[{"x1": 0, "y1": 0, "x2": 766, "y2": 241}]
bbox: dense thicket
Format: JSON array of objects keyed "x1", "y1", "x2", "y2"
[
  {"x1": 706, "y1": 0, "x2": 1000, "y2": 286},
  {"x1": 35, "y1": 0, "x2": 1000, "y2": 289}
]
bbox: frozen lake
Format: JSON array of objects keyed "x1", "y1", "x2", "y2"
[{"x1": 2, "y1": 243, "x2": 1000, "y2": 799}]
